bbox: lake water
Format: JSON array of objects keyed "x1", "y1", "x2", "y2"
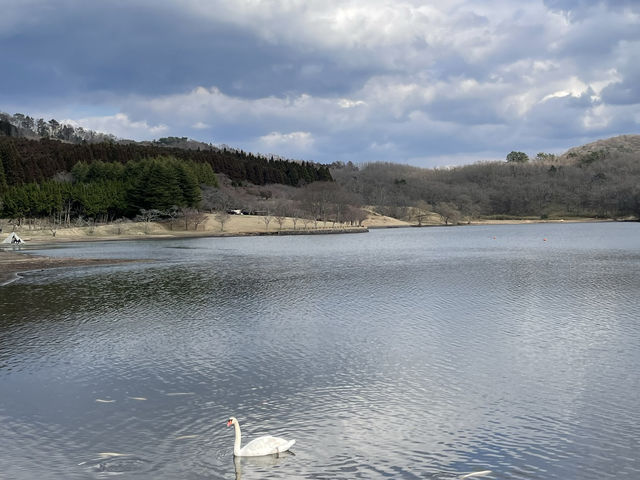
[{"x1": 1, "y1": 222, "x2": 639, "y2": 479}]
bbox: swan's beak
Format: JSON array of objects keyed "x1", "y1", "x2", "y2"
[{"x1": 226, "y1": 420, "x2": 233, "y2": 427}]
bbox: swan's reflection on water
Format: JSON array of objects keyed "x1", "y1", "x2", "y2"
[{"x1": 233, "y1": 451, "x2": 295, "y2": 480}]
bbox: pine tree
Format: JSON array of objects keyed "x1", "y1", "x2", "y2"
[
  {"x1": 0, "y1": 140, "x2": 25, "y2": 185},
  {"x1": 0, "y1": 151, "x2": 7, "y2": 194},
  {"x1": 175, "y1": 162, "x2": 201, "y2": 207}
]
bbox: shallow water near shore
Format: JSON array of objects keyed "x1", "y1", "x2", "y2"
[{"x1": 1, "y1": 222, "x2": 639, "y2": 479}]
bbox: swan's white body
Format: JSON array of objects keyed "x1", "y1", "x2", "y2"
[{"x1": 227, "y1": 417, "x2": 295, "y2": 457}]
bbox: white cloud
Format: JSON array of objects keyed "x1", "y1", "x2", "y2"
[
  {"x1": 180, "y1": 1, "x2": 523, "y2": 70},
  {"x1": 582, "y1": 104, "x2": 612, "y2": 130},
  {"x1": 541, "y1": 77, "x2": 589, "y2": 102},
  {"x1": 141, "y1": 87, "x2": 314, "y2": 132},
  {"x1": 68, "y1": 113, "x2": 168, "y2": 140},
  {"x1": 259, "y1": 131, "x2": 314, "y2": 150},
  {"x1": 338, "y1": 98, "x2": 366, "y2": 109}
]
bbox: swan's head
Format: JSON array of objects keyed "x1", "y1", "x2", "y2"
[{"x1": 226, "y1": 417, "x2": 238, "y2": 427}]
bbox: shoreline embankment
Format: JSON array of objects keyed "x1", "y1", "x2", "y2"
[
  {"x1": 0, "y1": 221, "x2": 369, "y2": 286},
  {"x1": 0, "y1": 213, "x2": 621, "y2": 286}
]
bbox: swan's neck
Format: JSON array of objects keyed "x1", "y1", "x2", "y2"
[{"x1": 233, "y1": 422, "x2": 242, "y2": 456}]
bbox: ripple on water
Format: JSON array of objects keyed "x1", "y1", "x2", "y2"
[
  {"x1": 1, "y1": 224, "x2": 640, "y2": 479},
  {"x1": 81, "y1": 454, "x2": 153, "y2": 477}
]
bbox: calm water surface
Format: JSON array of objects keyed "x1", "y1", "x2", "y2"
[{"x1": 1, "y1": 223, "x2": 639, "y2": 479}]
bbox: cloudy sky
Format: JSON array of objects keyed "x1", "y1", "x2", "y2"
[{"x1": 1, "y1": 1, "x2": 639, "y2": 167}]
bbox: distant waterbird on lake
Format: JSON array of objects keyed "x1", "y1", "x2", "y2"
[{"x1": 226, "y1": 417, "x2": 295, "y2": 456}]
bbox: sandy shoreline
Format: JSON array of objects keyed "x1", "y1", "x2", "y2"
[
  {"x1": 4, "y1": 213, "x2": 371, "y2": 246},
  {"x1": 0, "y1": 213, "x2": 618, "y2": 286},
  {"x1": 2, "y1": 212, "x2": 612, "y2": 246},
  {"x1": 0, "y1": 214, "x2": 370, "y2": 285}
]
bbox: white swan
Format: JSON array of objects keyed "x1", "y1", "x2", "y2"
[{"x1": 226, "y1": 417, "x2": 295, "y2": 457}]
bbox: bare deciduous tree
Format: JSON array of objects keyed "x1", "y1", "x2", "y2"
[
  {"x1": 215, "y1": 211, "x2": 230, "y2": 232},
  {"x1": 291, "y1": 209, "x2": 303, "y2": 230},
  {"x1": 274, "y1": 215, "x2": 287, "y2": 231},
  {"x1": 135, "y1": 209, "x2": 161, "y2": 233},
  {"x1": 274, "y1": 200, "x2": 290, "y2": 231},
  {"x1": 180, "y1": 207, "x2": 198, "y2": 230},
  {"x1": 201, "y1": 186, "x2": 234, "y2": 212},
  {"x1": 433, "y1": 202, "x2": 461, "y2": 225},
  {"x1": 344, "y1": 206, "x2": 369, "y2": 226},
  {"x1": 165, "y1": 206, "x2": 180, "y2": 230},
  {"x1": 262, "y1": 214, "x2": 273, "y2": 231},
  {"x1": 192, "y1": 212, "x2": 207, "y2": 231}
]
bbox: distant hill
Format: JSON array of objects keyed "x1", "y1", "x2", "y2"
[
  {"x1": 561, "y1": 134, "x2": 640, "y2": 162},
  {"x1": 135, "y1": 136, "x2": 216, "y2": 151},
  {"x1": 331, "y1": 133, "x2": 640, "y2": 222}
]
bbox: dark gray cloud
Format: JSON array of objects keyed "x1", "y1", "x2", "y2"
[
  {"x1": 602, "y1": 82, "x2": 640, "y2": 106},
  {"x1": 0, "y1": 1, "x2": 369, "y2": 101},
  {"x1": 601, "y1": 43, "x2": 640, "y2": 105},
  {"x1": 1, "y1": 0, "x2": 638, "y2": 167},
  {"x1": 544, "y1": 0, "x2": 640, "y2": 17}
]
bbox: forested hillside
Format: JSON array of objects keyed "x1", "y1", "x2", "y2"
[
  {"x1": 0, "y1": 112, "x2": 332, "y2": 225},
  {"x1": 0, "y1": 136, "x2": 331, "y2": 188},
  {"x1": 331, "y1": 136, "x2": 640, "y2": 222}
]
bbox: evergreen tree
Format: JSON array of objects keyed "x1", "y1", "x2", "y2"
[
  {"x1": 0, "y1": 152, "x2": 6, "y2": 194},
  {"x1": 194, "y1": 162, "x2": 218, "y2": 186},
  {"x1": 0, "y1": 140, "x2": 25, "y2": 185},
  {"x1": 145, "y1": 158, "x2": 183, "y2": 210},
  {"x1": 71, "y1": 161, "x2": 90, "y2": 182},
  {"x1": 175, "y1": 162, "x2": 201, "y2": 207}
]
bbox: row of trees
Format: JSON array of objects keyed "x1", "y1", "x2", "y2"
[
  {"x1": 0, "y1": 136, "x2": 332, "y2": 190},
  {"x1": 1, "y1": 109, "x2": 334, "y2": 189},
  {"x1": 1, "y1": 156, "x2": 217, "y2": 224},
  {"x1": 199, "y1": 176, "x2": 370, "y2": 231},
  {"x1": 0, "y1": 112, "x2": 117, "y2": 143}
]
